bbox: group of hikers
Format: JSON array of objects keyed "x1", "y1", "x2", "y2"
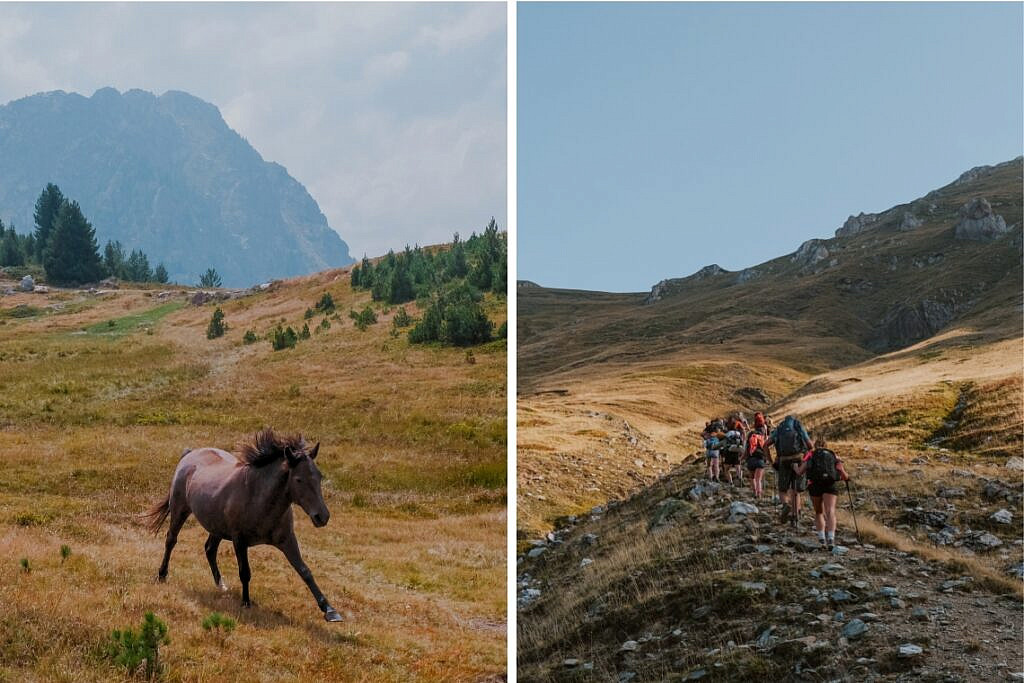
[{"x1": 701, "y1": 412, "x2": 850, "y2": 551}]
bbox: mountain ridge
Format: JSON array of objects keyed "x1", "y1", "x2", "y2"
[{"x1": 0, "y1": 87, "x2": 353, "y2": 286}]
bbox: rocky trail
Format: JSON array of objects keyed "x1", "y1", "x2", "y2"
[{"x1": 517, "y1": 453, "x2": 1023, "y2": 682}]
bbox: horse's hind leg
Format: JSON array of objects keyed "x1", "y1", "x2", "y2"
[
  {"x1": 157, "y1": 499, "x2": 191, "y2": 582},
  {"x1": 205, "y1": 534, "x2": 227, "y2": 590}
]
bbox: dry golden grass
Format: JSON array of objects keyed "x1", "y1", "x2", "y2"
[{"x1": 0, "y1": 267, "x2": 506, "y2": 682}]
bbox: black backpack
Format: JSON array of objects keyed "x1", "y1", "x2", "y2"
[
  {"x1": 807, "y1": 448, "x2": 838, "y2": 484},
  {"x1": 775, "y1": 418, "x2": 806, "y2": 458}
]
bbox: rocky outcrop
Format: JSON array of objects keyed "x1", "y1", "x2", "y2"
[
  {"x1": 643, "y1": 279, "x2": 672, "y2": 304},
  {"x1": 953, "y1": 157, "x2": 1023, "y2": 187},
  {"x1": 868, "y1": 291, "x2": 973, "y2": 351},
  {"x1": 835, "y1": 212, "x2": 879, "y2": 237},
  {"x1": 898, "y1": 212, "x2": 923, "y2": 231},
  {"x1": 736, "y1": 267, "x2": 761, "y2": 284},
  {"x1": 791, "y1": 239, "x2": 830, "y2": 267},
  {"x1": 953, "y1": 198, "x2": 1009, "y2": 241},
  {"x1": 693, "y1": 264, "x2": 726, "y2": 280}
]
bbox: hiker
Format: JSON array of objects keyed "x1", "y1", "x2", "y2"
[
  {"x1": 793, "y1": 436, "x2": 849, "y2": 550},
  {"x1": 704, "y1": 431, "x2": 722, "y2": 482},
  {"x1": 768, "y1": 414, "x2": 812, "y2": 529},
  {"x1": 751, "y1": 412, "x2": 768, "y2": 437},
  {"x1": 723, "y1": 428, "x2": 745, "y2": 484},
  {"x1": 745, "y1": 429, "x2": 769, "y2": 499}
]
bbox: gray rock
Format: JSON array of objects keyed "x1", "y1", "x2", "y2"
[
  {"x1": 954, "y1": 198, "x2": 1009, "y2": 241},
  {"x1": 563, "y1": 659, "x2": 580, "y2": 667},
  {"x1": 729, "y1": 501, "x2": 759, "y2": 516},
  {"x1": 836, "y1": 212, "x2": 879, "y2": 237},
  {"x1": 740, "y1": 581, "x2": 767, "y2": 593},
  {"x1": 890, "y1": 598, "x2": 907, "y2": 609},
  {"x1": 582, "y1": 533, "x2": 599, "y2": 546},
  {"x1": 819, "y1": 563, "x2": 846, "y2": 577},
  {"x1": 964, "y1": 531, "x2": 1003, "y2": 551},
  {"x1": 1007, "y1": 562, "x2": 1024, "y2": 580},
  {"x1": 18, "y1": 275, "x2": 34, "y2": 291},
  {"x1": 1006, "y1": 457, "x2": 1024, "y2": 471},
  {"x1": 527, "y1": 547, "x2": 546, "y2": 559},
  {"x1": 754, "y1": 627, "x2": 777, "y2": 649},
  {"x1": 618, "y1": 672, "x2": 636, "y2": 683},
  {"x1": 879, "y1": 586, "x2": 899, "y2": 598},
  {"x1": 831, "y1": 589, "x2": 855, "y2": 603},
  {"x1": 792, "y1": 239, "x2": 830, "y2": 266},
  {"x1": 685, "y1": 669, "x2": 707, "y2": 680},
  {"x1": 910, "y1": 607, "x2": 930, "y2": 622},
  {"x1": 842, "y1": 619, "x2": 868, "y2": 640},
  {"x1": 832, "y1": 545, "x2": 849, "y2": 556},
  {"x1": 517, "y1": 588, "x2": 541, "y2": 607},
  {"x1": 898, "y1": 643, "x2": 923, "y2": 657},
  {"x1": 619, "y1": 640, "x2": 639, "y2": 652},
  {"x1": 938, "y1": 487, "x2": 967, "y2": 499},
  {"x1": 991, "y1": 509, "x2": 1013, "y2": 525},
  {"x1": 898, "y1": 212, "x2": 923, "y2": 231},
  {"x1": 580, "y1": 557, "x2": 593, "y2": 568}
]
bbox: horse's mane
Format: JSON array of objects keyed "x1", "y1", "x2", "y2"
[{"x1": 236, "y1": 428, "x2": 305, "y2": 467}]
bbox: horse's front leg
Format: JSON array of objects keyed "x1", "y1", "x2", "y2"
[
  {"x1": 276, "y1": 534, "x2": 342, "y2": 622},
  {"x1": 232, "y1": 539, "x2": 252, "y2": 607}
]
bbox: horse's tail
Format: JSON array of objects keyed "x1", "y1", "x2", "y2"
[{"x1": 144, "y1": 495, "x2": 171, "y2": 535}]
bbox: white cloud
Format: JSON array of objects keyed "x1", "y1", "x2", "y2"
[{"x1": 0, "y1": 2, "x2": 506, "y2": 257}]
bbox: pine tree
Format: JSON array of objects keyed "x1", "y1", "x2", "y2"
[
  {"x1": 0, "y1": 220, "x2": 25, "y2": 267},
  {"x1": 126, "y1": 249, "x2": 153, "y2": 282},
  {"x1": 33, "y1": 184, "x2": 65, "y2": 260},
  {"x1": 199, "y1": 268, "x2": 222, "y2": 288},
  {"x1": 42, "y1": 201, "x2": 104, "y2": 285},
  {"x1": 103, "y1": 241, "x2": 127, "y2": 279},
  {"x1": 154, "y1": 263, "x2": 169, "y2": 283}
]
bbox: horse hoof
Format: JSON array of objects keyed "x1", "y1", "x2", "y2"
[
  {"x1": 218, "y1": 581, "x2": 228, "y2": 592},
  {"x1": 157, "y1": 574, "x2": 167, "y2": 583},
  {"x1": 241, "y1": 601, "x2": 252, "y2": 609},
  {"x1": 324, "y1": 609, "x2": 343, "y2": 623}
]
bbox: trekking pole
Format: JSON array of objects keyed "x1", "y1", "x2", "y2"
[{"x1": 845, "y1": 479, "x2": 861, "y2": 544}]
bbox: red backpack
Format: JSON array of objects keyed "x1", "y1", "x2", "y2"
[{"x1": 747, "y1": 432, "x2": 767, "y2": 457}]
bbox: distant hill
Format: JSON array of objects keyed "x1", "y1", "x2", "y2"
[
  {"x1": 0, "y1": 88, "x2": 353, "y2": 286},
  {"x1": 519, "y1": 157, "x2": 1023, "y2": 388}
]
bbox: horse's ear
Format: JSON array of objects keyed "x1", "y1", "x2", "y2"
[
  {"x1": 309, "y1": 442, "x2": 320, "y2": 460},
  {"x1": 284, "y1": 446, "x2": 301, "y2": 467}
]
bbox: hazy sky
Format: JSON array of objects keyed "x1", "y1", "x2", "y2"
[
  {"x1": 519, "y1": 2, "x2": 1024, "y2": 292},
  {"x1": 0, "y1": 2, "x2": 506, "y2": 258}
]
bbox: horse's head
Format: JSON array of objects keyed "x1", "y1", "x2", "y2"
[{"x1": 285, "y1": 442, "x2": 330, "y2": 527}]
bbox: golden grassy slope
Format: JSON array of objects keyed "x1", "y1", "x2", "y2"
[{"x1": 0, "y1": 267, "x2": 506, "y2": 682}]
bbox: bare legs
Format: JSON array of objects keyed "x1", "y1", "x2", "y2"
[
  {"x1": 707, "y1": 456, "x2": 720, "y2": 481},
  {"x1": 751, "y1": 467, "x2": 765, "y2": 499}
]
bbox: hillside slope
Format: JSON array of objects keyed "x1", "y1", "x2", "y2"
[
  {"x1": 517, "y1": 158, "x2": 1022, "y2": 539},
  {"x1": 0, "y1": 253, "x2": 506, "y2": 681},
  {"x1": 0, "y1": 88, "x2": 353, "y2": 286}
]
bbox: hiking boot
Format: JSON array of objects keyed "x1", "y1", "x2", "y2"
[{"x1": 779, "y1": 506, "x2": 791, "y2": 524}]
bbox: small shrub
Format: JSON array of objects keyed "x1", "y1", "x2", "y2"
[
  {"x1": 108, "y1": 612, "x2": 169, "y2": 680},
  {"x1": 107, "y1": 319, "x2": 116, "y2": 328},
  {"x1": 465, "y1": 350, "x2": 476, "y2": 364},
  {"x1": 299, "y1": 323, "x2": 310, "y2": 340},
  {"x1": 497, "y1": 320, "x2": 507, "y2": 339},
  {"x1": 270, "y1": 325, "x2": 298, "y2": 351},
  {"x1": 392, "y1": 306, "x2": 413, "y2": 328},
  {"x1": 201, "y1": 611, "x2": 236, "y2": 645},
  {"x1": 319, "y1": 318, "x2": 331, "y2": 331},
  {"x1": 349, "y1": 306, "x2": 377, "y2": 331},
  {"x1": 206, "y1": 307, "x2": 227, "y2": 339},
  {"x1": 242, "y1": 329, "x2": 258, "y2": 345},
  {"x1": 199, "y1": 268, "x2": 222, "y2": 288},
  {"x1": 287, "y1": 383, "x2": 301, "y2": 398},
  {"x1": 19, "y1": 557, "x2": 30, "y2": 573},
  {"x1": 315, "y1": 292, "x2": 336, "y2": 314},
  {"x1": 303, "y1": 307, "x2": 315, "y2": 320},
  {"x1": 60, "y1": 545, "x2": 71, "y2": 563}
]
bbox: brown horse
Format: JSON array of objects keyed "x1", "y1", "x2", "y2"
[{"x1": 145, "y1": 428, "x2": 342, "y2": 622}]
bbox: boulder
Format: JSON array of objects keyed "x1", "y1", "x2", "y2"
[
  {"x1": 990, "y1": 509, "x2": 1013, "y2": 525},
  {"x1": 18, "y1": 275, "x2": 34, "y2": 291},
  {"x1": 841, "y1": 619, "x2": 868, "y2": 640},
  {"x1": 954, "y1": 198, "x2": 1009, "y2": 241}
]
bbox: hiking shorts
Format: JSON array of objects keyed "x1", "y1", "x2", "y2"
[
  {"x1": 723, "y1": 450, "x2": 740, "y2": 466},
  {"x1": 706, "y1": 450, "x2": 720, "y2": 460},
  {"x1": 746, "y1": 456, "x2": 765, "y2": 471},
  {"x1": 808, "y1": 481, "x2": 838, "y2": 497},
  {"x1": 777, "y1": 461, "x2": 807, "y2": 492}
]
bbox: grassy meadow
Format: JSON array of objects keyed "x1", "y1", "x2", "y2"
[{"x1": 0, "y1": 266, "x2": 507, "y2": 681}]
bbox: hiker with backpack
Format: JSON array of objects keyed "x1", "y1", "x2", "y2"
[
  {"x1": 792, "y1": 436, "x2": 850, "y2": 550},
  {"x1": 703, "y1": 430, "x2": 722, "y2": 482},
  {"x1": 767, "y1": 414, "x2": 812, "y2": 529},
  {"x1": 745, "y1": 429, "x2": 769, "y2": 499},
  {"x1": 722, "y1": 428, "x2": 745, "y2": 485}
]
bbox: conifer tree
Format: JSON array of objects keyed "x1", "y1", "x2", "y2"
[
  {"x1": 33, "y1": 184, "x2": 65, "y2": 260},
  {"x1": 42, "y1": 200, "x2": 104, "y2": 285}
]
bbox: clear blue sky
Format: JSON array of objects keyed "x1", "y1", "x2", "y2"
[{"x1": 519, "y1": 2, "x2": 1024, "y2": 292}]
